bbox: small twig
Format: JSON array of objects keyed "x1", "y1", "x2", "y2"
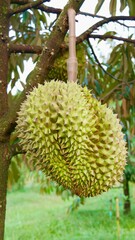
[
  {"x1": 76, "y1": 16, "x2": 135, "y2": 44},
  {"x1": 37, "y1": 5, "x2": 61, "y2": 14},
  {"x1": 49, "y1": 18, "x2": 58, "y2": 31},
  {"x1": 89, "y1": 34, "x2": 135, "y2": 44},
  {"x1": 9, "y1": 37, "x2": 135, "y2": 61},
  {"x1": 79, "y1": 11, "x2": 106, "y2": 19},
  {"x1": 79, "y1": 11, "x2": 135, "y2": 31},
  {"x1": 9, "y1": 43, "x2": 42, "y2": 54},
  {"x1": 87, "y1": 39, "x2": 121, "y2": 82},
  {"x1": 9, "y1": 0, "x2": 50, "y2": 16},
  {"x1": 117, "y1": 20, "x2": 135, "y2": 29},
  {"x1": 11, "y1": 0, "x2": 30, "y2": 4},
  {"x1": 10, "y1": 0, "x2": 62, "y2": 15},
  {"x1": 79, "y1": 11, "x2": 135, "y2": 30}
]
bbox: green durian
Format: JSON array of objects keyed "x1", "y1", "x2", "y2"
[{"x1": 16, "y1": 81, "x2": 127, "y2": 197}]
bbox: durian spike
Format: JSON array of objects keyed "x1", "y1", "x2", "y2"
[{"x1": 67, "y1": 8, "x2": 78, "y2": 82}]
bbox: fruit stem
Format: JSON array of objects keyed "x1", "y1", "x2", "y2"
[{"x1": 67, "y1": 8, "x2": 78, "y2": 83}]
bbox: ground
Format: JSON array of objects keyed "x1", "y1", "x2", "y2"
[{"x1": 5, "y1": 184, "x2": 135, "y2": 240}]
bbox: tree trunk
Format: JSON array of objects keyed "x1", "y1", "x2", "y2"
[
  {"x1": 0, "y1": 1, "x2": 10, "y2": 239},
  {"x1": 0, "y1": 142, "x2": 10, "y2": 240},
  {"x1": 123, "y1": 177, "x2": 130, "y2": 214}
]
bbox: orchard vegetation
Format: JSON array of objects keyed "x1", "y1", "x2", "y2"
[{"x1": 0, "y1": 0, "x2": 135, "y2": 239}]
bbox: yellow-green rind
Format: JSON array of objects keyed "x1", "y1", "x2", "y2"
[{"x1": 16, "y1": 81, "x2": 127, "y2": 197}]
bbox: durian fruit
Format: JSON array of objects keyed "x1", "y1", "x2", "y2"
[
  {"x1": 48, "y1": 45, "x2": 86, "y2": 82},
  {"x1": 16, "y1": 81, "x2": 127, "y2": 197}
]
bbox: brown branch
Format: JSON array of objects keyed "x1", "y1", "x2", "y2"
[
  {"x1": 9, "y1": 43, "x2": 42, "y2": 54},
  {"x1": 1, "y1": 0, "x2": 85, "y2": 136},
  {"x1": 117, "y1": 20, "x2": 135, "y2": 29},
  {"x1": 11, "y1": 0, "x2": 62, "y2": 14},
  {"x1": 9, "y1": 0, "x2": 50, "y2": 16},
  {"x1": 8, "y1": 32, "x2": 135, "y2": 55},
  {"x1": 76, "y1": 16, "x2": 135, "y2": 44},
  {"x1": 11, "y1": 0, "x2": 30, "y2": 4},
  {"x1": 37, "y1": 5, "x2": 61, "y2": 14},
  {"x1": 79, "y1": 12, "x2": 135, "y2": 29},
  {"x1": 79, "y1": 11, "x2": 106, "y2": 19},
  {"x1": 89, "y1": 34, "x2": 135, "y2": 44}
]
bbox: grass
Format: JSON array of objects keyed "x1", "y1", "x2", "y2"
[{"x1": 5, "y1": 185, "x2": 135, "y2": 240}]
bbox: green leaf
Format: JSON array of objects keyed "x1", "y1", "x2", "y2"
[
  {"x1": 67, "y1": 197, "x2": 82, "y2": 213},
  {"x1": 120, "y1": 0, "x2": 127, "y2": 12},
  {"x1": 127, "y1": 0, "x2": 135, "y2": 16},
  {"x1": 18, "y1": 61, "x2": 24, "y2": 73},
  {"x1": 123, "y1": 52, "x2": 128, "y2": 75},
  {"x1": 95, "y1": 79, "x2": 103, "y2": 95},
  {"x1": 11, "y1": 78, "x2": 17, "y2": 89},
  {"x1": 39, "y1": 11, "x2": 47, "y2": 25},
  {"x1": 88, "y1": 63, "x2": 95, "y2": 83},
  {"x1": 22, "y1": 11, "x2": 29, "y2": 23},
  {"x1": 8, "y1": 156, "x2": 21, "y2": 189},
  {"x1": 107, "y1": 44, "x2": 122, "y2": 65},
  {"x1": 94, "y1": 0, "x2": 105, "y2": 14},
  {"x1": 103, "y1": 31, "x2": 117, "y2": 36},
  {"x1": 129, "y1": 44, "x2": 135, "y2": 58},
  {"x1": 109, "y1": 0, "x2": 117, "y2": 16}
]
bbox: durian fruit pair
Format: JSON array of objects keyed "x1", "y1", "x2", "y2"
[{"x1": 16, "y1": 80, "x2": 127, "y2": 197}]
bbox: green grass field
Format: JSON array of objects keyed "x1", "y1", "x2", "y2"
[{"x1": 5, "y1": 185, "x2": 135, "y2": 240}]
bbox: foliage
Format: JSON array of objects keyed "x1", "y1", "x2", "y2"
[
  {"x1": 8, "y1": 155, "x2": 22, "y2": 190},
  {"x1": 0, "y1": 1, "x2": 135, "y2": 238},
  {"x1": 7, "y1": 0, "x2": 135, "y2": 210},
  {"x1": 95, "y1": 0, "x2": 135, "y2": 16},
  {"x1": 8, "y1": 0, "x2": 135, "y2": 95},
  {"x1": 8, "y1": 6, "x2": 49, "y2": 89}
]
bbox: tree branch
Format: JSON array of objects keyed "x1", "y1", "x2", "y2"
[
  {"x1": 76, "y1": 16, "x2": 135, "y2": 44},
  {"x1": 9, "y1": 0, "x2": 50, "y2": 16},
  {"x1": 89, "y1": 34, "x2": 135, "y2": 44},
  {"x1": 2, "y1": 0, "x2": 85, "y2": 136},
  {"x1": 79, "y1": 11, "x2": 135, "y2": 29},
  {"x1": 37, "y1": 5, "x2": 61, "y2": 14},
  {"x1": 11, "y1": 0, "x2": 30, "y2": 4},
  {"x1": 8, "y1": 32, "x2": 134, "y2": 55},
  {"x1": 9, "y1": 43, "x2": 42, "y2": 54},
  {"x1": 79, "y1": 11, "x2": 106, "y2": 19},
  {"x1": 116, "y1": 20, "x2": 135, "y2": 29},
  {"x1": 11, "y1": 0, "x2": 62, "y2": 14}
]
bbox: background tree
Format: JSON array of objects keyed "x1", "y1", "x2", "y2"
[{"x1": 0, "y1": 0, "x2": 135, "y2": 239}]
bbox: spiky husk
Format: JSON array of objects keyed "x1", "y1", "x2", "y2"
[{"x1": 16, "y1": 81, "x2": 127, "y2": 197}]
